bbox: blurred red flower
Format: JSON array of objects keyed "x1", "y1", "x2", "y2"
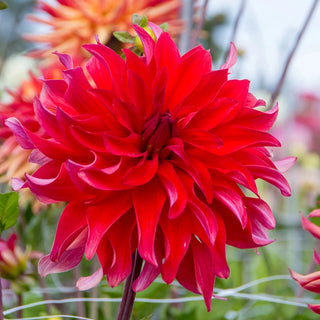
[
  {"x1": 290, "y1": 209, "x2": 320, "y2": 314},
  {"x1": 7, "y1": 25, "x2": 294, "y2": 310}
]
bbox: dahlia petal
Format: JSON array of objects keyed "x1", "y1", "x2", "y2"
[
  {"x1": 50, "y1": 202, "x2": 87, "y2": 261},
  {"x1": 133, "y1": 179, "x2": 166, "y2": 266},
  {"x1": 314, "y1": 250, "x2": 320, "y2": 266},
  {"x1": 191, "y1": 238, "x2": 215, "y2": 311},
  {"x1": 77, "y1": 268, "x2": 103, "y2": 291},
  {"x1": 148, "y1": 21, "x2": 164, "y2": 39},
  {"x1": 220, "y1": 42, "x2": 237, "y2": 71},
  {"x1": 309, "y1": 209, "x2": 320, "y2": 218},
  {"x1": 160, "y1": 213, "x2": 191, "y2": 283},
  {"x1": 248, "y1": 165, "x2": 291, "y2": 196},
  {"x1": 25, "y1": 163, "x2": 86, "y2": 203},
  {"x1": 29, "y1": 149, "x2": 50, "y2": 165},
  {"x1": 158, "y1": 162, "x2": 187, "y2": 219},
  {"x1": 214, "y1": 186, "x2": 247, "y2": 229},
  {"x1": 132, "y1": 25, "x2": 156, "y2": 65},
  {"x1": 39, "y1": 228, "x2": 87, "y2": 277},
  {"x1": 183, "y1": 69, "x2": 228, "y2": 110},
  {"x1": 122, "y1": 154, "x2": 158, "y2": 186},
  {"x1": 167, "y1": 46, "x2": 212, "y2": 112},
  {"x1": 54, "y1": 51, "x2": 73, "y2": 69},
  {"x1": 4, "y1": 118, "x2": 34, "y2": 149},
  {"x1": 11, "y1": 178, "x2": 27, "y2": 191},
  {"x1": 289, "y1": 269, "x2": 320, "y2": 294},
  {"x1": 235, "y1": 103, "x2": 278, "y2": 131},
  {"x1": 301, "y1": 214, "x2": 320, "y2": 240},
  {"x1": 244, "y1": 198, "x2": 275, "y2": 229},
  {"x1": 154, "y1": 32, "x2": 180, "y2": 72},
  {"x1": 103, "y1": 133, "x2": 142, "y2": 157},
  {"x1": 133, "y1": 260, "x2": 161, "y2": 292},
  {"x1": 85, "y1": 193, "x2": 132, "y2": 260},
  {"x1": 83, "y1": 43, "x2": 125, "y2": 96},
  {"x1": 273, "y1": 156, "x2": 297, "y2": 173},
  {"x1": 176, "y1": 247, "x2": 200, "y2": 295},
  {"x1": 105, "y1": 212, "x2": 136, "y2": 287},
  {"x1": 210, "y1": 213, "x2": 229, "y2": 278},
  {"x1": 214, "y1": 126, "x2": 281, "y2": 155},
  {"x1": 86, "y1": 55, "x2": 112, "y2": 90},
  {"x1": 308, "y1": 304, "x2": 320, "y2": 314}
]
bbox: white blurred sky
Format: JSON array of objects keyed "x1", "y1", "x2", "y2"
[{"x1": 207, "y1": 0, "x2": 320, "y2": 96}]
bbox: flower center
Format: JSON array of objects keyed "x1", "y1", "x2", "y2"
[{"x1": 142, "y1": 112, "x2": 174, "y2": 156}]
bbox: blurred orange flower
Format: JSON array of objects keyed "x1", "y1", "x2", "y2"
[{"x1": 25, "y1": 0, "x2": 183, "y2": 61}]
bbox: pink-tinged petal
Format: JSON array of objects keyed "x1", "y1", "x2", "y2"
[
  {"x1": 77, "y1": 268, "x2": 103, "y2": 291},
  {"x1": 133, "y1": 178, "x2": 166, "y2": 266},
  {"x1": 301, "y1": 214, "x2": 320, "y2": 240},
  {"x1": 11, "y1": 178, "x2": 27, "y2": 191},
  {"x1": 148, "y1": 21, "x2": 164, "y2": 39},
  {"x1": 105, "y1": 212, "x2": 136, "y2": 287},
  {"x1": 273, "y1": 156, "x2": 297, "y2": 173},
  {"x1": 50, "y1": 202, "x2": 87, "y2": 261},
  {"x1": 4, "y1": 118, "x2": 35, "y2": 149},
  {"x1": 25, "y1": 163, "x2": 87, "y2": 203},
  {"x1": 244, "y1": 197, "x2": 275, "y2": 229},
  {"x1": 247, "y1": 165, "x2": 291, "y2": 196},
  {"x1": 132, "y1": 25, "x2": 156, "y2": 65},
  {"x1": 191, "y1": 237, "x2": 215, "y2": 311},
  {"x1": 290, "y1": 268, "x2": 320, "y2": 294},
  {"x1": 85, "y1": 192, "x2": 132, "y2": 260},
  {"x1": 309, "y1": 209, "x2": 320, "y2": 218},
  {"x1": 220, "y1": 42, "x2": 237, "y2": 71},
  {"x1": 133, "y1": 234, "x2": 162, "y2": 291},
  {"x1": 308, "y1": 304, "x2": 320, "y2": 314},
  {"x1": 314, "y1": 250, "x2": 320, "y2": 266},
  {"x1": 158, "y1": 162, "x2": 187, "y2": 219},
  {"x1": 39, "y1": 228, "x2": 87, "y2": 277},
  {"x1": 54, "y1": 51, "x2": 73, "y2": 69}
]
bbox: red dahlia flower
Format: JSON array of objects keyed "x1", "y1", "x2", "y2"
[
  {"x1": 290, "y1": 209, "x2": 320, "y2": 314},
  {"x1": 7, "y1": 25, "x2": 294, "y2": 310}
]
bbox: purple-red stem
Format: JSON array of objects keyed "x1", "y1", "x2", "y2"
[{"x1": 117, "y1": 251, "x2": 143, "y2": 320}]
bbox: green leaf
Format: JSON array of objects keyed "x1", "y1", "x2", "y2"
[
  {"x1": 160, "y1": 23, "x2": 168, "y2": 32},
  {"x1": 139, "y1": 15, "x2": 148, "y2": 28},
  {"x1": 132, "y1": 13, "x2": 142, "y2": 25},
  {"x1": 131, "y1": 14, "x2": 148, "y2": 27},
  {"x1": 0, "y1": 1, "x2": 7, "y2": 10},
  {"x1": 113, "y1": 31, "x2": 135, "y2": 44},
  {"x1": 0, "y1": 192, "x2": 19, "y2": 234}
]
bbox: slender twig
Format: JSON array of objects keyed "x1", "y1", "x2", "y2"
[
  {"x1": 116, "y1": 251, "x2": 143, "y2": 320},
  {"x1": 269, "y1": 0, "x2": 319, "y2": 108},
  {"x1": 223, "y1": 0, "x2": 246, "y2": 60},
  {"x1": 191, "y1": 0, "x2": 210, "y2": 48}
]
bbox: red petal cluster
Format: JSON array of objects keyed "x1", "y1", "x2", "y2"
[
  {"x1": 7, "y1": 26, "x2": 294, "y2": 310},
  {"x1": 290, "y1": 209, "x2": 320, "y2": 314}
]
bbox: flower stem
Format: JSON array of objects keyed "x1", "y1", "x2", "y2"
[
  {"x1": 0, "y1": 279, "x2": 3, "y2": 320},
  {"x1": 117, "y1": 251, "x2": 143, "y2": 320}
]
